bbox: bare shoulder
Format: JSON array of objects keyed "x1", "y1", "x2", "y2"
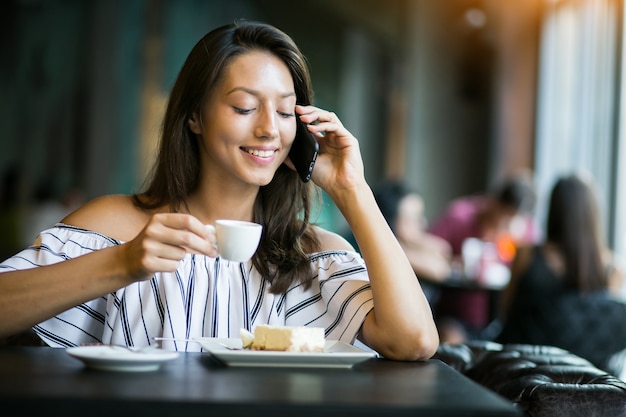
[
  {"x1": 312, "y1": 225, "x2": 356, "y2": 252},
  {"x1": 61, "y1": 194, "x2": 151, "y2": 241}
]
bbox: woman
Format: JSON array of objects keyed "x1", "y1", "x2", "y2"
[
  {"x1": 0, "y1": 21, "x2": 438, "y2": 360},
  {"x1": 496, "y1": 173, "x2": 625, "y2": 371},
  {"x1": 373, "y1": 179, "x2": 452, "y2": 284}
]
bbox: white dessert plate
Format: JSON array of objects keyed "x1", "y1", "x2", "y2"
[
  {"x1": 195, "y1": 337, "x2": 377, "y2": 368},
  {"x1": 66, "y1": 345, "x2": 179, "y2": 372}
]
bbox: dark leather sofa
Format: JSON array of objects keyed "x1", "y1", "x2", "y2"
[{"x1": 434, "y1": 340, "x2": 626, "y2": 417}]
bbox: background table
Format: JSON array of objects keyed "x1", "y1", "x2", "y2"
[
  {"x1": 0, "y1": 346, "x2": 520, "y2": 416},
  {"x1": 430, "y1": 271, "x2": 508, "y2": 340}
]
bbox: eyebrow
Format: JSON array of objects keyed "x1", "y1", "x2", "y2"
[{"x1": 226, "y1": 87, "x2": 296, "y2": 99}]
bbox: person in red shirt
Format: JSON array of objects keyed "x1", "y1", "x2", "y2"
[{"x1": 429, "y1": 172, "x2": 539, "y2": 342}]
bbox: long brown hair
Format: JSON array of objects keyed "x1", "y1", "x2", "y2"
[
  {"x1": 134, "y1": 20, "x2": 320, "y2": 293},
  {"x1": 546, "y1": 173, "x2": 606, "y2": 292}
]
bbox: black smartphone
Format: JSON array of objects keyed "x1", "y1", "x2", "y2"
[{"x1": 289, "y1": 119, "x2": 319, "y2": 182}]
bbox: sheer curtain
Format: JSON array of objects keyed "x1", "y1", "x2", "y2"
[
  {"x1": 616, "y1": 0, "x2": 626, "y2": 288},
  {"x1": 534, "y1": 0, "x2": 621, "y2": 252}
]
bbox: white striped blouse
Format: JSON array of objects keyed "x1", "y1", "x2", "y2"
[{"x1": 0, "y1": 224, "x2": 374, "y2": 351}]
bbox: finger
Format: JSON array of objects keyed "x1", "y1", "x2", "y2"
[
  {"x1": 307, "y1": 120, "x2": 347, "y2": 140},
  {"x1": 145, "y1": 218, "x2": 215, "y2": 256},
  {"x1": 296, "y1": 105, "x2": 337, "y2": 120},
  {"x1": 141, "y1": 255, "x2": 186, "y2": 274},
  {"x1": 172, "y1": 229, "x2": 216, "y2": 256},
  {"x1": 144, "y1": 240, "x2": 188, "y2": 262},
  {"x1": 137, "y1": 233, "x2": 214, "y2": 272},
  {"x1": 156, "y1": 213, "x2": 211, "y2": 237},
  {"x1": 123, "y1": 238, "x2": 187, "y2": 278},
  {"x1": 319, "y1": 110, "x2": 339, "y2": 122},
  {"x1": 296, "y1": 105, "x2": 325, "y2": 124}
]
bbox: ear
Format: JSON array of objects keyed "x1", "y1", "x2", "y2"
[{"x1": 188, "y1": 113, "x2": 202, "y2": 134}]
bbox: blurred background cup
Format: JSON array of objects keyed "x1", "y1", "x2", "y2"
[
  {"x1": 461, "y1": 237, "x2": 484, "y2": 279},
  {"x1": 210, "y1": 220, "x2": 263, "y2": 262}
]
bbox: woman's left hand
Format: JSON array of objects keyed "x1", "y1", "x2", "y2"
[
  {"x1": 296, "y1": 106, "x2": 439, "y2": 361},
  {"x1": 296, "y1": 105, "x2": 365, "y2": 196}
]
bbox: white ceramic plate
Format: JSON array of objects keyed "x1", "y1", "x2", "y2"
[
  {"x1": 195, "y1": 337, "x2": 377, "y2": 368},
  {"x1": 66, "y1": 345, "x2": 179, "y2": 372}
]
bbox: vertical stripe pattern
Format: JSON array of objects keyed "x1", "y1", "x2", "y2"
[{"x1": 1, "y1": 225, "x2": 374, "y2": 351}]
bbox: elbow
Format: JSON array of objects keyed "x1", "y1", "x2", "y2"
[
  {"x1": 378, "y1": 327, "x2": 440, "y2": 362},
  {"x1": 404, "y1": 330, "x2": 440, "y2": 361},
  {"x1": 361, "y1": 310, "x2": 440, "y2": 361}
]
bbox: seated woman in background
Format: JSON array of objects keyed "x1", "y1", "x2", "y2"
[
  {"x1": 496, "y1": 173, "x2": 626, "y2": 374},
  {"x1": 373, "y1": 179, "x2": 453, "y2": 291},
  {"x1": 372, "y1": 180, "x2": 466, "y2": 344}
]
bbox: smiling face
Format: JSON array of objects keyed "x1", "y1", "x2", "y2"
[{"x1": 188, "y1": 50, "x2": 297, "y2": 188}]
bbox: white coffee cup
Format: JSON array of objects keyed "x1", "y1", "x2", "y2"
[{"x1": 208, "y1": 220, "x2": 263, "y2": 262}]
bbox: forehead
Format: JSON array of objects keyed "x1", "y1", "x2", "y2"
[
  {"x1": 217, "y1": 50, "x2": 295, "y2": 94},
  {"x1": 398, "y1": 194, "x2": 424, "y2": 215}
]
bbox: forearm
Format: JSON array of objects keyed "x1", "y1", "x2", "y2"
[
  {"x1": 0, "y1": 246, "x2": 130, "y2": 338},
  {"x1": 330, "y1": 184, "x2": 439, "y2": 360}
]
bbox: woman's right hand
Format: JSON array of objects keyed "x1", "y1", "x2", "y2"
[{"x1": 121, "y1": 213, "x2": 218, "y2": 281}]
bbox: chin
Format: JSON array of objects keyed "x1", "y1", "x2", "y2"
[
  {"x1": 247, "y1": 175, "x2": 274, "y2": 187},
  {"x1": 241, "y1": 165, "x2": 283, "y2": 187}
]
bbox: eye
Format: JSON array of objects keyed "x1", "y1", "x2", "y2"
[
  {"x1": 278, "y1": 111, "x2": 295, "y2": 118},
  {"x1": 233, "y1": 107, "x2": 253, "y2": 115}
]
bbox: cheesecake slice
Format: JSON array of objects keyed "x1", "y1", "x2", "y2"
[{"x1": 241, "y1": 325, "x2": 325, "y2": 352}]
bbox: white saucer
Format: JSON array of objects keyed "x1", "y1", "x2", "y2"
[{"x1": 66, "y1": 345, "x2": 179, "y2": 372}]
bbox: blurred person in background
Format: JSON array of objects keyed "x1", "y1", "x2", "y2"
[
  {"x1": 372, "y1": 179, "x2": 468, "y2": 344},
  {"x1": 429, "y1": 171, "x2": 539, "y2": 259},
  {"x1": 495, "y1": 173, "x2": 626, "y2": 374},
  {"x1": 373, "y1": 179, "x2": 453, "y2": 301},
  {"x1": 428, "y1": 171, "x2": 539, "y2": 342}
]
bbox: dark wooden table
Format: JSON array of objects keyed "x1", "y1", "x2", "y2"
[{"x1": 0, "y1": 346, "x2": 520, "y2": 416}]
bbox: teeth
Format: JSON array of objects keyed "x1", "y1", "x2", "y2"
[{"x1": 246, "y1": 149, "x2": 274, "y2": 157}]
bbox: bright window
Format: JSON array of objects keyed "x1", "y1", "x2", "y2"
[{"x1": 535, "y1": 0, "x2": 621, "y2": 266}]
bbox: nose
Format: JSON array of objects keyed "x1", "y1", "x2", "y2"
[{"x1": 254, "y1": 108, "x2": 279, "y2": 140}]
